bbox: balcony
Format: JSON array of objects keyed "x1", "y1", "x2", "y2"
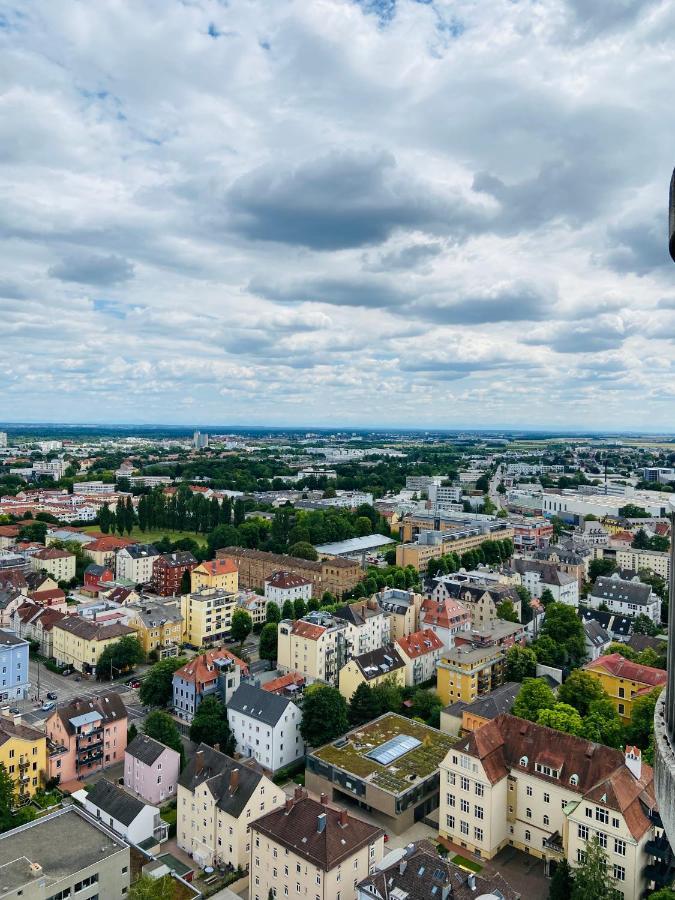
[
  {"x1": 542, "y1": 832, "x2": 564, "y2": 855},
  {"x1": 645, "y1": 835, "x2": 673, "y2": 861},
  {"x1": 644, "y1": 860, "x2": 675, "y2": 887}
]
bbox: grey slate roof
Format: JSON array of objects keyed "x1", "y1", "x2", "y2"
[
  {"x1": 444, "y1": 681, "x2": 521, "y2": 721},
  {"x1": 227, "y1": 682, "x2": 292, "y2": 727},
  {"x1": 86, "y1": 778, "x2": 146, "y2": 825},
  {"x1": 126, "y1": 734, "x2": 170, "y2": 766},
  {"x1": 178, "y1": 742, "x2": 263, "y2": 818},
  {"x1": 591, "y1": 575, "x2": 652, "y2": 607},
  {"x1": 584, "y1": 618, "x2": 610, "y2": 648},
  {"x1": 352, "y1": 645, "x2": 405, "y2": 681},
  {"x1": 122, "y1": 543, "x2": 159, "y2": 560},
  {"x1": 578, "y1": 608, "x2": 632, "y2": 639}
]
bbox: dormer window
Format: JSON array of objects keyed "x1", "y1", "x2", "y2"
[
  {"x1": 570, "y1": 774, "x2": 579, "y2": 786},
  {"x1": 519, "y1": 756, "x2": 528, "y2": 767}
]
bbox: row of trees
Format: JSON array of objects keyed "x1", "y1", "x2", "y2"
[{"x1": 425, "y1": 538, "x2": 515, "y2": 579}]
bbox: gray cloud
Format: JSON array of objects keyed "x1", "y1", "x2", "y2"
[
  {"x1": 48, "y1": 253, "x2": 135, "y2": 285},
  {"x1": 405, "y1": 285, "x2": 554, "y2": 325},
  {"x1": 364, "y1": 241, "x2": 444, "y2": 273},
  {"x1": 603, "y1": 217, "x2": 669, "y2": 275},
  {"x1": 562, "y1": 0, "x2": 659, "y2": 41},
  {"x1": 250, "y1": 276, "x2": 409, "y2": 309}
]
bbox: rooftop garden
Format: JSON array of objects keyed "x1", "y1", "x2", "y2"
[{"x1": 312, "y1": 713, "x2": 455, "y2": 792}]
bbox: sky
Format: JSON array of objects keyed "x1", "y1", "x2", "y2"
[{"x1": 1, "y1": 0, "x2": 675, "y2": 431}]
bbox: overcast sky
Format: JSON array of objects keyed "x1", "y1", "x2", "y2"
[{"x1": 2, "y1": 0, "x2": 675, "y2": 430}]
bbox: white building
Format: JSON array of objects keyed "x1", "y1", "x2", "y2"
[
  {"x1": 588, "y1": 574, "x2": 661, "y2": 624},
  {"x1": 73, "y1": 481, "x2": 115, "y2": 495},
  {"x1": 395, "y1": 628, "x2": 444, "y2": 686},
  {"x1": 264, "y1": 570, "x2": 312, "y2": 608},
  {"x1": 115, "y1": 543, "x2": 159, "y2": 584},
  {"x1": 74, "y1": 778, "x2": 168, "y2": 846},
  {"x1": 227, "y1": 682, "x2": 304, "y2": 773},
  {"x1": 512, "y1": 558, "x2": 579, "y2": 607},
  {"x1": 333, "y1": 597, "x2": 391, "y2": 655}
]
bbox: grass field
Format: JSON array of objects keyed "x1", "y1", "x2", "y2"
[
  {"x1": 452, "y1": 855, "x2": 483, "y2": 873},
  {"x1": 83, "y1": 525, "x2": 208, "y2": 545}
]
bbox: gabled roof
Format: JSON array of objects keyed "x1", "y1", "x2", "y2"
[
  {"x1": 54, "y1": 694, "x2": 127, "y2": 735},
  {"x1": 396, "y1": 629, "x2": 443, "y2": 659},
  {"x1": 174, "y1": 648, "x2": 248, "y2": 685},
  {"x1": 252, "y1": 795, "x2": 382, "y2": 871},
  {"x1": 228, "y1": 682, "x2": 294, "y2": 727},
  {"x1": 194, "y1": 558, "x2": 238, "y2": 577},
  {"x1": 584, "y1": 653, "x2": 667, "y2": 689},
  {"x1": 578, "y1": 608, "x2": 633, "y2": 638},
  {"x1": 421, "y1": 597, "x2": 471, "y2": 630},
  {"x1": 53, "y1": 617, "x2": 135, "y2": 642},
  {"x1": 352, "y1": 645, "x2": 405, "y2": 681},
  {"x1": 126, "y1": 734, "x2": 175, "y2": 767},
  {"x1": 33, "y1": 548, "x2": 73, "y2": 560},
  {"x1": 444, "y1": 682, "x2": 521, "y2": 721},
  {"x1": 290, "y1": 620, "x2": 326, "y2": 640},
  {"x1": 0, "y1": 715, "x2": 45, "y2": 747},
  {"x1": 178, "y1": 743, "x2": 264, "y2": 818},
  {"x1": 266, "y1": 570, "x2": 312, "y2": 589},
  {"x1": 85, "y1": 778, "x2": 146, "y2": 825},
  {"x1": 591, "y1": 576, "x2": 653, "y2": 607},
  {"x1": 262, "y1": 672, "x2": 306, "y2": 695},
  {"x1": 333, "y1": 599, "x2": 383, "y2": 626},
  {"x1": 155, "y1": 552, "x2": 197, "y2": 569}
]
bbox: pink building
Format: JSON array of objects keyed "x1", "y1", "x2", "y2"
[
  {"x1": 124, "y1": 733, "x2": 181, "y2": 805},
  {"x1": 47, "y1": 694, "x2": 128, "y2": 785}
]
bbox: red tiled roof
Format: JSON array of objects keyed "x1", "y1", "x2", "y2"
[
  {"x1": 266, "y1": 570, "x2": 313, "y2": 589},
  {"x1": 262, "y1": 672, "x2": 306, "y2": 694},
  {"x1": 33, "y1": 548, "x2": 73, "y2": 560},
  {"x1": 0, "y1": 526, "x2": 20, "y2": 538},
  {"x1": 290, "y1": 620, "x2": 325, "y2": 640},
  {"x1": 195, "y1": 559, "x2": 238, "y2": 576},
  {"x1": 175, "y1": 648, "x2": 249, "y2": 685},
  {"x1": 396, "y1": 628, "x2": 443, "y2": 659},
  {"x1": 585, "y1": 653, "x2": 667, "y2": 688},
  {"x1": 29, "y1": 589, "x2": 66, "y2": 605},
  {"x1": 421, "y1": 597, "x2": 471, "y2": 630},
  {"x1": 86, "y1": 536, "x2": 135, "y2": 551}
]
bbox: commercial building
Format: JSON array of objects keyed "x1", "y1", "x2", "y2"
[
  {"x1": 277, "y1": 613, "x2": 349, "y2": 686},
  {"x1": 264, "y1": 570, "x2": 313, "y2": 607},
  {"x1": 314, "y1": 533, "x2": 396, "y2": 560},
  {"x1": 0, "y1": 712, "x2": 47, "y2": 800},
  {"x1": 180, "y1": 586, "x2": 238, "y2": 647},
  {"x1": 395, "y1": 629, "x2": 444, "y2": 686},
  {"x1": 541, "y1": 488, "x2": 671, "y2": 520},
  {"x1": 217, "y1": 546, "x2": 362, "y2": 598},
  {"x1": 227, "y1": 682, "x2": 304, "y2": 772},
  {"x1": 583, "y1": 653, "x2": 666, "y2": 723},
  {"x1": 115, "y1": 543, "x2": 160, "y2": 584},
  {"x1": 511, "y1": 518, "x2": 554, "y2": 552},
  {"x1": 395, "y1": 520, "x2": 515, "y2": 572},
  {"x1": 305, "y1": 713, "x2": 454, "y2": 834},
  {"x1": 47, "y1": 694, "x2": 128, "y2": 783},
  {"x1": 172, "y1": 648, "x2": 248, "y2": 723},
  {"x1": 439, "y1": 714, "x2": 668, "y2": 900},
  {"x1": 125, "y1": 733, "x2": 181, "y2": 806},
  {"x1": 29, "y1": 547, "x2": 76, "y2": 583},
  {"x1": 251, "y1": 793, "x2": 384, "y2": 900},
  {"x1": 75, "y1": 777, "x2": 168, "y2": 846},
  {"x1": 0, "y1": 805, "x2": 130, "y2": 900},
  {"x1": 0, "y1": 631, "x2": 29, "y2": 701},
  {"x1": 588, "y1": 574, "x2": 661, "y2": 624},
  {"x1": 191, "y1": 557, "x2": 239, "y2": 592},
  {"x1": 440, "y1": 681, "x2": 521, "y2": 736},
  {"x1": 73, "y1": 480, "x2": 116, "y2": 494},
  {"x1": 338, "y1": 645, "x2": 406, "y2": 701},
  {"x1": 51, "y1": 616, "x2": 136, "y2": 675},
  {"x1": 152, "y1": 551, "x2": 198, "y2": 596},
  {"x1": 177, "y1": 742, "x2": 285, "y2": 870}
]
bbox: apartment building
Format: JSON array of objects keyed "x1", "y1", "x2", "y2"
[
  {"x1": 441, "y1": 681, "x2": 522, "y2": 736},
  {"x1": 512, "y1": 518, "x2": 553, "y2": 552},
  {"x1": 177, "y1": 743, "x2": 285, "y2": 870},
  {"x1": 512, "y1": 558, "x2": 579, "y2": 606},
  {"x1": 82, "y1": 534, "x2": 135, "y2": 568},
  {"x1": 217, "y1": 546, "x2": 362, "y2": 598},
  {"x1": 227, "y1": 682, "x2": 304, "y2": 772},
  {"x1": 338, "y1": 645, "x2": 406, "y2": 701},
  {"x1": 29, "y1": 547, "x2": 76, "y2": 583},
  {"x1": 0, "y1": 713, "x2": 47, "y2": 800},
  {"x1": 11, "y1": 602, "x2": 66, "y2": 658},
  {"x1": 615, "y1": 548, "x2": 670, "y2": 581},
  {"x1": 277, "y1": 613, "x2": 349, "y2": 686},
  {"x1": 115, "y1": 543, "x2": 159, "y2": 584},
  {"x1": 191, "y1": 557, "x2": 239, "y2": 593},
  {"x1": 588, "y1": 574, "x2": 661, "y2": 624},
  {"x1": 583, "y1": 653, "x2": 666, "y2": 723},
  {"x1": 180, "y1": 586, "x2": 238, "y2": 647},
  {"x1": 436, "y1": 643, "x2": 507, "y2": 706},
  {"x1": 126, "y1": 599, "x2": 183, "y2": 658},
  {"x1": 419, "y1": 596, "x2": 472, "y2": 648},
  {"x1": 47, "y1": 694, "x2": 127, "y2": 783},
  {"x1": 439, "y1": 714, "x2": 667, "y2": 900},
  {"x1": 153, "y1": 551, "x2": 198, "y2": 596},
  {"x1": 264, "y1": 570, "x2": 313, "y2": 607},
  {"x1": 125, "y1": 733, "x2": 181, "y2": 805},
  {"x1": 333, "y1": 597, "x2": 391, "y2": 656},
  {"x1": 51, "y1": 617, "x2": 136, "y2": 675},
  {"x1": 376, "y1": 589, "x2": 424, "y2": 641},
  {"x1": 534, "y1": 546, "x2": 589, "y2": 589},
  {"x1": 0, "y1": 631, "x2": 29, "y2": 702},
  {"x1": 396, "y1": 628, "x2": 444, "y2": 686},
  {"x1": 250, "y1": 793, "x2": 384, "y2": 900},
  {"x1": 428, "y1": 578, "x2": 521, "y2": 630},
  {"x1": 172, "y1": 648, "x2": 248, "y2": 723}
]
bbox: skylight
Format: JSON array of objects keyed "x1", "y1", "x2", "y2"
[{"x1": 366, "y1": 735, "x2": 422, "y2": 765}]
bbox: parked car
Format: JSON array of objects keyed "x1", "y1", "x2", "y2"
[
  {"x1": 41, "y1": 701, "x2": 56, "y2": 712},
  {"x1": 46, "y1": 692, "x2": 58, "y2": 701},
  {"x1": 8, "y1": 707, "x2": 20, "y2": 715}
]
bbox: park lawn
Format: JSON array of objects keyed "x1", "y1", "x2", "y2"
[{"x1": 82, "y1": 525, "x2": 208, "y2": 546}]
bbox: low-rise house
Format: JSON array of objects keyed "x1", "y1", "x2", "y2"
[
  {"x1": 227, "y1": 681, "x2": 304, "y2": 772},
  {"x1": 262, "y1": 671, "x2": 306, "y2": 699},
  {"x1": 588, "y1": 574, "x2": 661, "y2": 624},
  {"x1": 28, "y1": 585, "x2": 67, "y2": 612},
  {"x1": 125, "y1": 733, "x2": 181, "y2": 805},
  {"x1": 83, "y1": 563, "x2": 114, "y2": 594},
  {"x1": 583, "y1": 652, "x2": 666, "y2": 723},
  {"x1": 583, "y1": 618, "x2": 612, "y2": 661},
  {"x1": 251, "y1": 793, "x2": 384, "y2": 900},
  {"x1": 177, "y1": 742, "x2": 285, "y2": 869},
  {"x1": 153, "y1": 551, "x2": 198, "y2": 596},
  {"x1": 82, "y1": 534, "x2": 135, "y2": 568},
  {"x1": 46, "y1": 694, "x2": 127, "y2": 783},
  {"x1": 237, "y1": 590, "x2": 268, "y2": 626},
  {"x1": 0, "y1": 712, "x2": 47, "y2": 801},
  {"x1": 172, "y1": 648, "x2": 248, "y2": 723},
  {"x1": 338, "y1": 645, "x2": 406, "y2": 701},
  {"x1": 395, "y1": 628, "x2": 443, "y2": 686},
  {"x1": 579, "y1": 607, "x2": 633, "y2": 643},
  {"x1": 30, "y1": 547, "x2": 76, "y2": 583},
  {"x1": 264, "y1": 570, "x2": 312, "y2": 607},
  {"x1": 52, "y1": 616, "x2": 137, "y2": 675},
  {"x1": 126, "y1": 600, "x2": 182, "y2": 659},
  {"x1": 115, "y1": 543, "x2": 159, "y2": 585},
  {"x1": 0, "y1": 631, "x2": 29, "y2": 702},
  {"x1": 0, "y1": 586, "x2": 28, "y2": 629},
  {"x1": 191, "y1": 558, "x2": 238, "y2": 593},
  {"x1": 75, "y1": 777, "x2": 168, "y2": 845},
  {"x1": 10, "y1": 602, "x2": 66, "y2": 658},
  {"x1": 440, "y1": 681, "x2": 521, "y2": 736},
  {"x1": 25, "y1": 572, "x2": 58, "y2": 594}
]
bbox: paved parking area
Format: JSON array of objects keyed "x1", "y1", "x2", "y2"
[{"x1": 482, "y1": 846, "x2": 548, "y2": 899}]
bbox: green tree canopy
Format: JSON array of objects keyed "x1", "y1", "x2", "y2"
[
  {"x1": 289, "y1": 542, "x2": 318, "y2": 561},
  {"x1": 558, "y1": 670, "x2": 608, "y2": 717},
  {"x1": 189, "y1": 695, "x2": 236, "y2": 755},
  {"x1": 265, "y1": 602, "x2": 281, "y2": 624},
  {"x1": 625, "y1": 688, "x2": 662, "y2": 750},
  {"x1": 144, "y1": 711, "x2": 184, "y2": 764},
  {"x1": 496, "y1": 600, "x2": 519, "y2": 623},
  {"x1": 129, "y1": 874, "x2": 179, "y2": 899},
  {"x1": 300, "y1": 685, "x2": 349, "y2": 747},
  {"x1": 139, "y1": 657, "x2": 187, "y2": 707},
  {"x1": 537, "y1": 702, "x2": 584, "y2": 736},
  {"x1": 96, "y1": 636, "x2": 145, "y2": 680},
  {"x1": 571, "y1": 836, "x2": 614, "y2": 900},
  {"x1": 539, "y1": 602, "x2": 586, "y2": 666},
  {"x1": 348, "y1": 682, "x2": 382, "y2": 727},
  {"x1": 258, "y1": 623, "x2": 278, "y2": 663},
  {"x1": 281, "y1": 599, "x2": 295, "y2": 619},
  {"x1": 230, "y1": 608, "x2": 253, "y2": 649},
  {"x1": 512, "y1": 678, "x2": 556, "y2": 722},
  {"x1": 505, "y1": 645, "x2": 537, "y2": 682},
  {"x1": 548, "y1": 859, "x2": 574, "y2": 900}
]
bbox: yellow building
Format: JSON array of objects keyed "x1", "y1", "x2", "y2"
[
  {"x1": 0, "y1": 713, "x2": 48, "y2": 799},
  {"x1": 583, "y1": 653, "x2": 666, "y2": 723},
  {"x1": 190, "y1": 559, "x2": 238, "y2": 593},
  {"x1": 52, "y1": 618, "x2": 137, "y2": 675},
  {"x1": 126, "y1": 601, "x2": 183, "y2": 658},
  {"x1": 338, "y1": 646, "x2": 406, "y2": 701},
  {"x1": 180, "y1": 588, "x2": 237, "y2": 647},
  {"x1": 277, "y1": 614, "x2": 349, "y2": 687},
  {"x1": 436, "y1": 644, "x2": 506, "y2": 706},
  {"x1": 396, "y1": 525, "x2": 515, "y2": 573}
]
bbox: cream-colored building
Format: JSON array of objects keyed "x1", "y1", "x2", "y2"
[
  {"x1": 180, "y1": 587, "x2": 237, "y2": 647},
  {"x1": 338, "y1": 646, "x2": 406, "y2": 701},
  {"x1": 126, "y1": 600, "x2": 183, "y2": 658},
  {"x1": 396, "y1": 628, "x2": 444, "y2": 686},
  {"x1": 277, "y1": 612, "x2": 349, "y2": 686},
  {"x1": 51, "y1": 617, "x2": 137, "y2": 675},
  {"x1": 376, "y1": 589, "x2": 424, "y2": 641},
  {"x1": 333, "y1": 598, "x2": 391, "y2": 657},
  {"x1": 191, "y1": 558, "x2": 238, "y2": 593},
  {"x1": 439, "y1": 714, "x2": 664, "y2": 900},
  {"x1": 177, "y1": 743, "x2": 285, "y2": 870},
  {"x1": 30, "y1": 548, "x2": 76, "y2": 583},
  {"x1": 615, "y1": 548, "x2": 670, "y2": 581},
  {"x1": 250, "y1": 792, "x2": 384, "y2": 900}
]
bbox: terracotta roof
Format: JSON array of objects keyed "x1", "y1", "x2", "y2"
[
  {"x1": 252, "y1": 794, "x2": 382, "y2": 871},
  {"x1": 195, "y1": 559, "x2": 238, "y2": 577},
  {"x1": 396, "y1": 628, "x2": 443, "y2": 659},
  {"x1": 0, "y1": 526, "x2": 20, "y2": 538},
  {"x1": 29, "y1": 588, "x2": 66, "y2": 606},
  {"x1": 85, "y1": 536, "x2": 135, "y2": 551},
  {"x1": 584, "y1": 653, "x2": 666, "y2": 689},
  {"x1": 33, "y1": 548, "x2": 73, "y2": 560},
  {"x1": 290, "y1": 620, "x2": 326, "y2": 640},
  {"x1": 421, "y1": 597, "x2": 471, "y2": 630},
  {"x1": 174, "y1": 648, "x2": 249, "y2": 685},
  {"x1": 266, "y1": 570, "x2": 312, "y2": 589},
  {"x1": 262, "y1": 672, "x2": 306, "y2": 694}
]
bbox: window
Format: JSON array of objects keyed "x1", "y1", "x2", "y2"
[
  {"x1": 578, "y1": 824, "x2": 589, "y2": 840},
  {"x1": 448, "y1": 772, "x2": 456, "y2": 786},
  {"x1": 585, "y1": 807, "x2": 593, "y2": 819},
  {"x1": 618, "y1": 687, "x2": 625, "y2": 698},
  {"x1": 74, "y1": 874, "x2": 98, "y2": 892},
  {"x1": 596, "y1": 808, "x2": 609, "y2": 824},
  {"x1": 577, "y1": 849, "x2": 586, "y2": 864},
  {"x1": 598, "y1": 832, "x2": 607, "y2": 849},
  {"x1": 526, "y1": 808, "x2": 532, "y2": 819},
  {"x1": 526, "y1": 786, "x2": 533, "y2": 797},
  {"x1": 460, "y1": 776, "x2": 469, "y2": 791},
  {"x1": 525, "y1": 830, "x2": 531, "y2": 842},
  {"x1": 570, "y1": 774, "x2": 579, "y2": 786},
  {"x1": 519, "y1": 756, "x2": 528, "y2": 767},
  {"x1": 612, "y1": 817, "x2": 620, "y2": 829},
  {"x1": 460, "y1": 799, "x2": 469, "y2": 814},
  {"x1": 460, "y1": 821, "x2": 469, "y2": 836},
  {"x1": 447, "y1": 795, "x2": 455, "y2": 808},
  {"x1": 544, "y1": 792, "x2": 550, "y2": 804},
  {"x1": 296, "y1": 864, "x2": 301, "y2": 874},
  {"x1": 543, "y1": 815, "x2": 549, "y2": 826},
  {"x1": 474, "y1": 827, "x2": 483, "y2": 842},
  {"x1": 618, "y1": 704, "x2": 625, "y2": 716},
  {"x1": 447, "y1": 815, "x2": 455, "y2": 829},
  {"x1": 614, "y1": 839, "x2": 626, "y2": 856},
  {"x1": 475, "y1": 783, "x2": 484, "y2": 797},
  {"x1": 613, "y1": 865, "x2": 625, "y2": 882},
  {"x1": 474, "y1": 806, "x2": 484, "y2": 820}
]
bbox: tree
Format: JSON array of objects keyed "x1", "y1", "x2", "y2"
[
  {"x1": 180, "y1": 568, "x2": 192, "y2": 594},
  {"x1": 124, "y1": 496, "x2": 135, "y2": 534},
  {"x1": 512, "y1": 678, "x2": 556, "y2": 722},
  {"x1": 139, "y1": 657, "x2": 187, "y2": 707},
  {"x1": 409, "y1": 689, "x2": 443, "y2": 727},
  {"x1": 581, "y1": 697, "x2": 625, "y2": 748},
  {"x1": 548, "y1": 859, "x2": 574, "y2": 900},
  {"x1": 571, "y1": 836, "x2": 614, "y2": 900},
  {"x1": 259, "y1": 623, "x2": 278, "y2": 664},
  {"x1": 206, "y1": 524, "x2": 241, "y2": 557},
  {"x1": 355, "y1": 516, "x2": 372, "y2": 536},
  {"x1": 588, "y1": 558, "x2": 617, "y2": 581},
  {"x1": 348, "y1": 682, "x2": 381, "y2": 727},
  {"x1": 533, "y1": 634, "x2": 565, "y2": 667},
  {"x1": 265, "y1": 603, "x2": 281, "y2": 624},
  {"x1": 96, "y1": 636, "x2": 145, "y2": 680},
  {"x1": 505, "y1": 645, "x2": 537, "y2": 682},
  {"x1": 289, "y1": 542, "x2": 318, "y2": 561},
  {"x1": 190, "y1": 695, "x2": 236, "y2": 754},
  {"x1": 539, "y1": 602, "x2": 586, "y2": 666},
  {"x1": 539, "y1": 588, "x2": 555, "y2": 608},
  {"x1": 144, "y1": 711, "x2": 184, "y2": 763},
  {"x1": 603, "y1": 642, "x2": 638, "y2": 661},
  {"x1": 281, "y1": 599, "x2": 295, "y2": 619},
  {"x1": 371, "y1": 676, "x2": 403, "y2": 714},
  {"x1": 129, "y1": 875, "x2": 177, "y2": 899},
  {"x1": 230, "y1": 609, "x2": 252, "y2": 650},
  {"x1": 633, "y1": 613, "x2": 661, "y2": 636},
  {"x1": 625, "y1": 688, "x2": 662, "y2": 750},
  {"x1": 233, "y1": 498, "x2": 246, "y2": 526},
  {"x1": 558, "y1": 670, "x2": 607, "y2": 717},
  {"x1": 98, "y1": 503, "x2": 112, "y2": 534},
  {"x1": 0, "y1": 762, "x2": 34, "y2": 833},
  {"x1": 647, "y1": 890, "x2": 675, "y2": 900},
  {"x1": 537, "y1": 702, "x2": 584, "y2": 735},
  {"x1": 496, "y1": 600, "x2": 519, "y2": 623},
  {"x1": 127, "y1": 722, "x2": 138, "y2": 745},
  {"x1": 300, "y1": 685, "x2": 349, "y2": 747},
  {"x1": 293, "y1": 598, "x2": 307, "y2": 619}
]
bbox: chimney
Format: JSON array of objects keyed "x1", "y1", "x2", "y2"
[
  {"x1": 399, "y1": 860, "x2": 407, "y2": 875},
  {"x1": 285, "y1": 797, "x2": 294, "y2": 814},
  {"x1": 229, "y1": 768, "x2": 239, "y2": 792},
  {"x1": 195, "y1": 750, "x2": 204, "y2": 776},
  {"x1": 625, "y1": 745, "x2": 642, "y2": 780},
  {"x1": 339, "y1": 808, "x2": 348, "y2": 827},
  {"x1": 294, "y1": 785, "x2": 303, "y2": 801},
  {"x1": 12, "y1": 714, "x2": 21, "y2": 727},
  {"x1": 214, "y1": 743, "x2": 220, "y2": 753},
  {"x1": 320, "y1": 793, "x2": 328, "y2": 805},
  {"x1": 468, "y1": 874, "x2": 476, "y2": 891},
  {"x1": 317, "y1": 812, "x2": 327, "y2": 833}
]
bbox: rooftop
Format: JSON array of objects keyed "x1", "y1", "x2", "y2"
[
  {"x1": 311, "y1": 713, "x2": 454, "y2": 794},
  {"x1": 584, "y1": 653, "x2": 667, "y2": 689},
  {"x1": 266, "y1": 570, "x2": 312, "y2": 589},
  {"x1": 194, "y1": 558, "x2": 238, "y2": 576},
  {"x1": 443, "y1": 681, "x2": 522, "y2": 721},
  {"x1": 396, "y1": 628, "x2": 444, "y2": 659},
  {"x1": 174, "y1": 648, "x2": 248, "y2": 684},
  {"x1": 351, "y1": 645, "x2": 405, "y2": 681},
  {"x1": 590, "y1": 575, "x2": 654, "y2": 607},
  {"x1": 314, "y1": 534, "x2": 395, "y2": 555},
  {"x1": 84, "y1": 778, "x2": 146, "y2": 825},
  {"x1": 126, "y1": 733, "x2": 176, "y2": 767},
  {"x1": 228, "y1": 682, "x2": 295, "y2": 726}
]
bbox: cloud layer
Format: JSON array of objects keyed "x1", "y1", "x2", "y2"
[{"x1": 1, "y1": 0, "x2": 675, "y2": 429}]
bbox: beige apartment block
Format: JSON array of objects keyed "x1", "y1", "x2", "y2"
[
  {"x1": 277, "y1": 613, "x2": 349, "y2": 686},
  {"x1": 30, "y1": 548, "x2": 76, "y2": 583},
  {"x1": 615, "y1": 548, "x2": 670, "y2": 581}
]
